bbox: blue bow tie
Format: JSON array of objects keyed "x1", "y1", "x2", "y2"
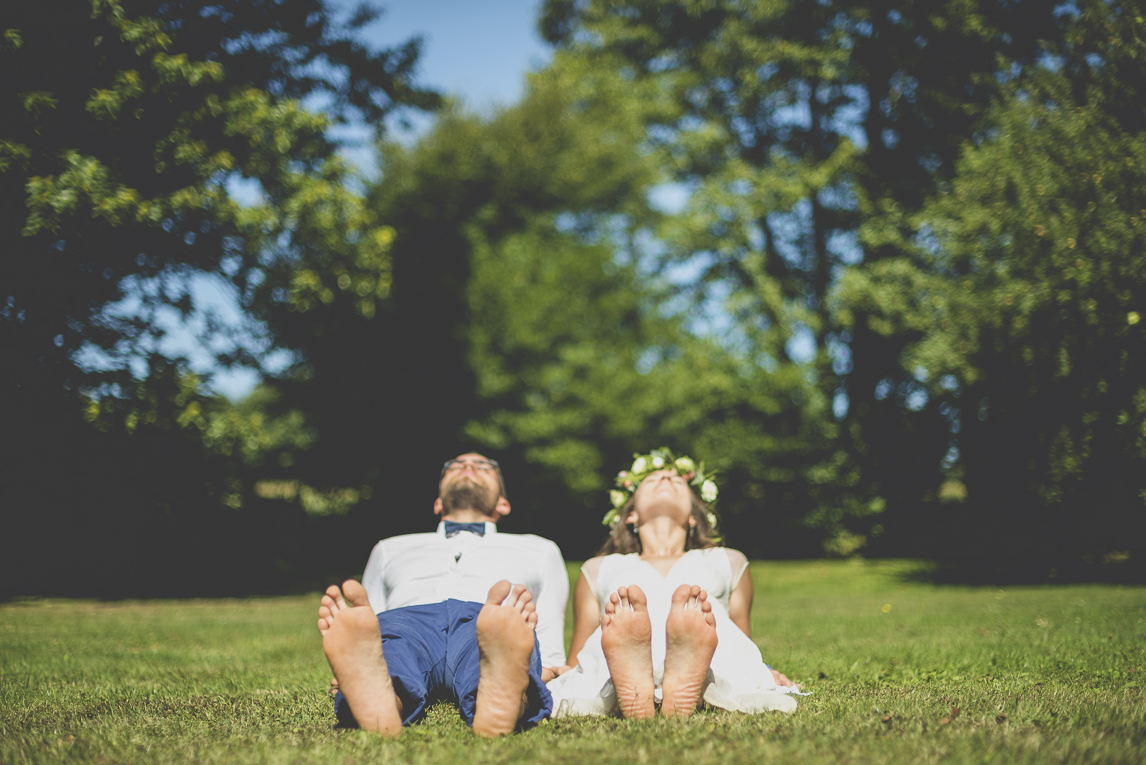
[{"x1": 444, "y1": 521, "x2": 487, "y2": 538}]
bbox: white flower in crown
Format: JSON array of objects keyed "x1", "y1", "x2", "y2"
[
  {"x1": 700, "y1": 480, "x2": 718, "y2": 503},
  {"x1": 609, "y1": 490, "x2": 627, "y2": 508},
  {"x1": 651, "y1": 454, "x2": 665, "y2": 469},
  {"x1": 707, "y1": 511, "x2": 718, "y2": 528},
  {"x1": 631, "y1": 456, "x2": 648, "y2": 473},
  {"x1": 674, "y1": 456, "x2": 695, "y2": 473}
]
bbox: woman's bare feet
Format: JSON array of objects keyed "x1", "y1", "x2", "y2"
[
  {"x1": 661, "y1": 584, "x2": 718, "y2": 718},
  {"x1": 320, "y1": 580, "x2": 403, "y2": 736},
  {"x1": 473, "y1": 581, "x2": 538, "y2": 738},
  {"x1": 600, "y1": 585, "x2": 656, "y2": 720}
]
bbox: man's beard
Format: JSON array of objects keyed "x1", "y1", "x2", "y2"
[{"x1": 441, "y1": 477, "x2": 499, "y2": 516}]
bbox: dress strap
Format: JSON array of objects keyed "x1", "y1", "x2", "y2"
[
  {"x1": 725, "y1": 548, "x2": 749, "y2": 589},
  {"x1": 580, "y1": 556, "x2": 605, "y2": 597}
]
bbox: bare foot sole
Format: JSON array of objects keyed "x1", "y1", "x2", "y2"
[
  {"x1": 600, "y1": 585, "x2": 655, "y2": 720},
  {"x1": 661, "y1": 584, "x2": 718, "y2": 718},
  {"x1": 321, "y1": 580, "x2": 403, "y2": 736},
  {"x1": 473, "y1": 581, "x2": 538, "y2": 738}
]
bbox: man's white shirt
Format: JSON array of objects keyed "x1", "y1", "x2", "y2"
[{"x1": 361, "y1": 522, "x2": 569, "y2": 667}]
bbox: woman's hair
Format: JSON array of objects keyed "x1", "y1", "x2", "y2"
[{"x1": 596, "y1": 488, "x2": 723, "y2": 555}]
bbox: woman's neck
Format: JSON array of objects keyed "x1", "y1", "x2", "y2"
[{"x1": 637, "y1": 516, "x2": 689, "y2": 558}]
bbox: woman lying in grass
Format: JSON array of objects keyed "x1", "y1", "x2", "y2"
[{"x1": 546, "y1": 449, "x2": 802, "y2": 718}]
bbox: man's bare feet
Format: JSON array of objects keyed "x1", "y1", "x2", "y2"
[
  {"x1": 320, "y1": 580, "x2": 403, "y2": 736},
  {"x1": 473, "y1": 581, "x2": 538, "y2": 738},
  {"x1": 660, "y1": 584, "x2": 718, "y2": 718},
  {"x1": 600, "y1": 585, "x2": 656, "y2": 720}
]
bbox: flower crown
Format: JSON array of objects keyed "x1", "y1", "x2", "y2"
[{"x1": 602, "y1": 447, "x2": 720, "y2": 531}]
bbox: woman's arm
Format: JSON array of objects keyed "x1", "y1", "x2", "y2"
[
  {"x1": 728, "y1": 549, "x2": 754, "y2": 638},
  {"x1": 727, "y1": 551, "x2": 797, "y2": 688},
  {"x1": 565, "y1": 569, "x2": 601, "y2": 668}
]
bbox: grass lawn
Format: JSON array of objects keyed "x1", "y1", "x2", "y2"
[{"x1": 2, "y1": 559, "x2": 1143, "y2": 764}]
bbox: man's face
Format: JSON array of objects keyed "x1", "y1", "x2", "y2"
[{"x1": 437, "y1": 453, "x2": 503, "y2": 517}]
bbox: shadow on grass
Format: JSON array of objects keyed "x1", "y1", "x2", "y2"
[{"x1": 895, "y1": 556, "x2": 1146, "y2": 586}]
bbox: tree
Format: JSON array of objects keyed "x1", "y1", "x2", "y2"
[
  {"x1": 0, "y1": 0, "x2": 434, "y2": 596},
  {"x1": 837, "y1": 0, "x2": 1146, "y2": 578},
  {"x1": 538, "y1": 0, "x2": 1063, "y2": 551},
  {"x1": 244, "y1": 56, "x2": 673, "y2": 557}
]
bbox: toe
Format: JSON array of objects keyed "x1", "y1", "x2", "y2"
[
  {"x1": 670, "y1": 583, "x2": 692, "y2": 608},
  {"x1": 626, "y1": 585, "x2": 648, "y2": 612},
  {"x1": 326, "y1": 585, "x2": 348, "y2": 610},
  {"x1": 506, "y1": 584, "x2": 527, "y2": 610},
  {"x1": 486, "y1": 579, "x2": 513, "y2": 605},
  {"x1": 342, "y1": 580, "x2": 371, "y2": 608}
]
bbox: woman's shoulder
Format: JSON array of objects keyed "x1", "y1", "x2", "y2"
[
  {"x1": 721, "y1": 548, "x2": 750, "y2": 584},
  {"x1": 580, "y1": 553, "x2": 630, "y2": 577},
  {"x1": 688, "y1": 546, "x2": 748, "y2": 578},
  {"x1": 581, "y1": 553, "x2": 638, "y2": 596}
]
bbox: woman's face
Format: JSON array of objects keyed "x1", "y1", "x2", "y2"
[{"x1": 629, "y1": 469, "x2": 693, "y2": 524}]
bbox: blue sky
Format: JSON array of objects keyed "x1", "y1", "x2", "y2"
[
  {"x1": 363, "y1": 1, "x2": 551, "y2": 111},
  {"x1": 168, "y1": 1, "x2": 553, "y2": 399},
  {"x1": 331, "y1": 0, "x2": 553, "y2": 175}
]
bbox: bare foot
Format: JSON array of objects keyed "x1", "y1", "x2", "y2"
[
  {"x1": 661, "y1": 584, "x2": 717, "y2": 718},
  {"x1": 320, "y1": 580, "x2": 403, "y2": 736},
  {"x1": 317, "y1": 581, "x2": 371, "y2": 634},
  {"x1": 473, "y1": 581, "x2": 538, "y2": 738},
  {"x1": 600, "y1": 585, "x2": 655, "y2": 720}
]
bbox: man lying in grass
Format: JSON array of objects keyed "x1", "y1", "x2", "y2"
[{"x1": 317, "y1": 452, "x2": 567, "y2": 737}]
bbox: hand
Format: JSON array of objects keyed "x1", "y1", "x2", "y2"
[
  {"x1": 770, "y1": 667, "x2": 799, "y2": 689},
  {"x1": 329, "y1": 676, "x2": 339, "y2": 695},
  {"x1": 541, "y1": 665, "x2": 572, "y2": 683}
]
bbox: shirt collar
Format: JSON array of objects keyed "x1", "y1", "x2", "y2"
[{"x1": 435, "y1": 520, "x2": 498, "y2": 537}]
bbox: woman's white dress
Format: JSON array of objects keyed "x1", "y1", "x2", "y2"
[{"x1": 546, "y1": 548, "x2": 799, "y2": 717}]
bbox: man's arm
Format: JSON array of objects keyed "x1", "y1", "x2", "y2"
[
  {"x1": 533, "y1": 540, "x2": 569, "y2": 668},
  {"x1": 360, "y1": 542, "x2": 388, "y2": 613}
]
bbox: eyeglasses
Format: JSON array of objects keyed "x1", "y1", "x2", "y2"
[{"x1": 442, "y1": 458, "x2": 500, "y2": 474}]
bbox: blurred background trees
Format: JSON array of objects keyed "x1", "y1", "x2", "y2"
[
  {"x1": 1, "y1": 0, "x2": 435, "y2": 595},
  {"x1": 3, "y1": 0, "x2": 1144, "y2": 596}
]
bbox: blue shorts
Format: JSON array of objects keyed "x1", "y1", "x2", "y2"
[{"x1": 334, "y1": 599, "x2": 552, "y2": 729}]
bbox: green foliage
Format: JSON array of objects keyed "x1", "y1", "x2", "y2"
[
  {"x1": 2, "y1": 0, "x2": 432, "y2": 404},
  {"x1": 465, "y1": 222, "x2": 660, "y2": 495},
  {"x1": 836, "y1": 2, "x2": 1146, "y2": 572},
  {"x1": 0, "y1": 0, "x2": 434, "y2": 597},
  {"x1": 537, "y1": 0, "x2": 1064, "y2": 553},
  {"x1": 3, "y1": 562, "x2": 1144, "y2": 764},
  {"x1": 246, "y1": 55, "x2": 686, "y2": 547}
]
